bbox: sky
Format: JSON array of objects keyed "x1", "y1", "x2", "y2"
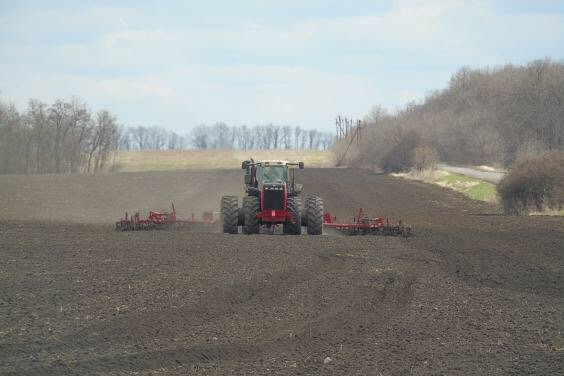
[{"x1": 1, "y1": 0, "x2": 564, "y2": 133}]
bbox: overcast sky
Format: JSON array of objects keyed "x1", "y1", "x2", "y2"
[{"x1": 1, "y1": 0, "x2": 564, "y2": 132}]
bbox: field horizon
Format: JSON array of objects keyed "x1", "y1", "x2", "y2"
[{"x1": 114, "y1": 149, "x2": 334, "y2": 172}]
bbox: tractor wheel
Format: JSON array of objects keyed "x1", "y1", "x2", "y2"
[
  {"x1": 301, "y1": 196, "x2": 310, "y2": 227},
  {"x1": 221, "y1": 195, "x2": 239, "y2": 234},
  {"x1": 243, "y1": 196, "x2": 260, "y2": 234},
  {"x1": 307, "y1": 195, "x2": 324, "y2": 235},
  {"x1": 284, "y1": 196, "x2": 302, "y2": 235},
  {"x1": 238, "y1": 206, "x2": 245, "y2": 226}
]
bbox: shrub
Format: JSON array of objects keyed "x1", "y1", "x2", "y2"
[
  {"x1": 498, "y1": 152, "x2": 564, "y2": 215},
  {"x1": 381, "y1": 130, "x2": 436, "y2": 173},
  {"x1": 413, "y1": 145, "x2": 439, "y2": 171},
  {"x1": 381, "y1": 130, "x2": 419, "y2": 173}
]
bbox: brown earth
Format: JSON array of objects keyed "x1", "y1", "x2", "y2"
[{"x1": 0, "y1": 168, "x2": 563, "y2": 375}]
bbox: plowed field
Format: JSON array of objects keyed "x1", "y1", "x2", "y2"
[{"x1": 1, "y1": 168, "x2": 563, "y2": 375}]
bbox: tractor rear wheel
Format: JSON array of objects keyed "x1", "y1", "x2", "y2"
[
  {"x1": 301, "y1": 196, "x2": 310, "y2": 226},
  {"x1": 307, "y1": 195, "x2": 323, "y2": 235},
  {"x1": 243, "y1": 196, "x2": 260, "y2": 234},
  {"x1": 221, "y1": 195, "x2": 239, "y2": 234},
  {"x1": 284, "y1": 196, "x2": 302, "y2": 235}
]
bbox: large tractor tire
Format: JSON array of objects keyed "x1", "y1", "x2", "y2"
[
  {"x1": 301, "y1": 196, "x2": 310, "y2": 227},
  {"x1": 284, "y1": 196, "x2": 302, "y2": 235},
  {"x1": 238, "y1": 206, "x2": 245, "y2": 226},
  {"x1": 306, "y1": 195, "x2": 323, "y2": 235},
  {"x1": 243, "y1": 196, "x2": 260, "y2": 234},
  {"x1": 221, "y1": 195, "x2": 239, "y2": 234}
]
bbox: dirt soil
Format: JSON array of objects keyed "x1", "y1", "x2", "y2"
[{"x1": 1, "y1": 168, "x2": 563, "y2": 375}]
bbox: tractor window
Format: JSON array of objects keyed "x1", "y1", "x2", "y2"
[{"x1": 260, "y1": 166, "x2": 287, "y2": 183}]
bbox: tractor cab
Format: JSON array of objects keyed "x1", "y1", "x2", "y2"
[
  {"x1": 242, "y1": 159, "x2": 304, "y2": 195},
  {"x1": 258, "y1": 164, "x2": 288, "y2": 184}
]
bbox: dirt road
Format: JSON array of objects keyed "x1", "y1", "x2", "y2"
[
  {"x1": 1, "y1": 168, "x2": 563, "y2": 375},
  {"x1": 437, "y1": 163, "x2": 506, "y2": 183}
]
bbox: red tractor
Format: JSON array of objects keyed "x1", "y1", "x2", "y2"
[{"x1": 220, "y1": 160, "x2": 323, "y2": 235}]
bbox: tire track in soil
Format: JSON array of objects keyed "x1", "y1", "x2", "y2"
[{"x1": 4, "y1": 243, "x2": 417, "y2": 374}]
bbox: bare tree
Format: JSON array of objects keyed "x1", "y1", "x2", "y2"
[
  {"x1": 294, "y1": 126, "x2": 302, "y2": 149},
  {"x1": 87, "y1": 110, "x2": 118, "y2": 173},
  {"x1": 191, "y1": 125, "x2": 209, "y2": 149},
  {"x1": 272, "y1": 125, "x2": 281, "y2": 149},
  {"x1": 120, "y1": 126, "x2": 132, "y2": 151},
  {"x1": 281, "y1": 126, "x2": 292, "y2": 149},
  {"x1": 27, "y1": 99, "x2": 48, "y2": 173},
  {"x1": 167, "y1": 131, "x2": 184, "y2": 150},
  {"x1": 148, "y1": 126, "x2": 167, "y2": 150},
  {"x1": 132, "y1": 126, "x2": 148, "y2": 150},
  {"x1": 237, "y1": 125, "x2": 249, "y2": 150},
  {"x1": 308, "y1": 129, "x2": 318, "y2": 149},
  {"x1": 300, "y1": 130, "x2": 308, "y2": 149},
  {"x1": 48, "y1": 99, "x2": 72, "y2": 173},
  {"x1": 0, "y1": 102, "x2": 25, "y2": 174},
  {"x1": 212, "y1": 122, "x2": 231, "y2": 149},
  {"x1": 68, "y1": 98, "x2": 92, "y2": 173}
]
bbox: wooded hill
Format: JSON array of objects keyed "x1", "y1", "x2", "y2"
[{"x1": 338, "y1": 58, "x2": 564, "y2": 170}]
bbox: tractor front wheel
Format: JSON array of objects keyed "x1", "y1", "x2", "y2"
[
  {"x1": 306, "y1": 195, "x2": 323, "y2": 235},
  {"x1": 284, "y1": 196, "x2": 302, "y2": 235},
  {"x1": 243, "y1": 196, "x2": 260, "y2": 234},
  {"x1": 221, "y1": 195, "x2": 239, "y2": 234}
]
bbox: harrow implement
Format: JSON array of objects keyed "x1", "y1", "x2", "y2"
[
  {"x1": 115, "y1": 203, "x2": 216, "y2": 231},
  {"x1": 323, "y1": 208, "x2": 411, "y2": 237}
]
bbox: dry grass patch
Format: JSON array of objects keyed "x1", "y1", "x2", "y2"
[{"x1": 115, "y1": 149, "x2": 333, "y2": 172}]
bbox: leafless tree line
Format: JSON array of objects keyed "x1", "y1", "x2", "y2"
[
  {"x1": 189, "y1": 123, "x2": 334, "y2": 150},
  {"x1": 1, "y1": 97, "x2": 334, "y2": 175},
  {"x1": 120, "y1": 123, "x2": 333, "y2": 151},
  {"x1": 336, "y1": 58, "x2": 564, "y2": 169},
  {"x1": 119, "y1": 126, "x2": 186, "y2": 151},
  {"x1": 0, "y1": 97, "x2": 119, "y2": 174}
]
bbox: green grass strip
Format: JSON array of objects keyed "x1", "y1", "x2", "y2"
[{"x1": 437, "y1": 172, "x2": 498, "y2": 202}]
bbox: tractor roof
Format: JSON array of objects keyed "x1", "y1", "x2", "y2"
[{"x1": 257, "y1": 160, "x2": 289, "y2": 165}]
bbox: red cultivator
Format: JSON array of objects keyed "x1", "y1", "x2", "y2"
[
  {"x1": 115, "y1": 203, "x2": 216, "y2": 231},
  {"x1": 323, "y1": 208, "x2": 411, "y2": 237}
]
